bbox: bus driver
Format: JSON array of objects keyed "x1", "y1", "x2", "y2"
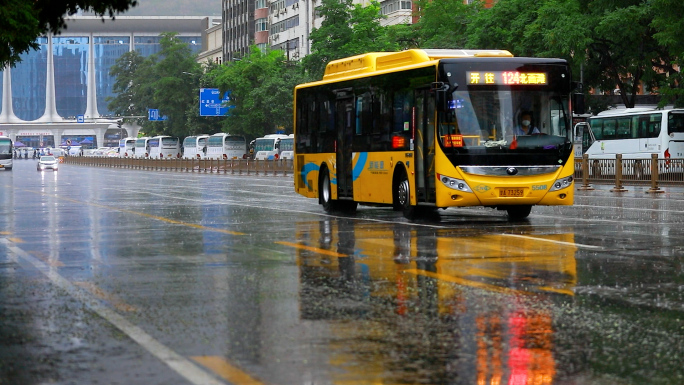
[{"x1": 514, "y1": 111, "x2": 540, "y2": 135}]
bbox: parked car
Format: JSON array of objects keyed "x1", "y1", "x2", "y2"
[{"x1": 37, "y1": 156, "x2": 59, "y2": 171}]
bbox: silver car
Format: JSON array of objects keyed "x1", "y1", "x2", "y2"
[{"x1": 37, "y1": 155, "x2": 59, "y2": 171}]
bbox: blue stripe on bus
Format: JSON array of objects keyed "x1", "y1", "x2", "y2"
[
  {"x1": 352, "y1": 152, "x2": 368, "y2": 181},
  {"x1": 300, "y1": 163, "x2": 320, "y2": 189}
]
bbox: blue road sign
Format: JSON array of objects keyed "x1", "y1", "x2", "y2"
[
  {"x1": 200, "y1": 88, "x2": 233, "y2": 117},
  {"x1": 148, "y1": 109, "x2": 167, "y2": 121},
  {"x1": 77, "y1": 115, "x2": 84, "y2": 123}
]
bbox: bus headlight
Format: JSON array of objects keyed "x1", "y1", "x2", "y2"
[
  {"x1": 437, "y1": 174, "x2": 472, "y2": 193},
  {"x1": 549, "y1": 175, "x2": 573, "y2": 191}
]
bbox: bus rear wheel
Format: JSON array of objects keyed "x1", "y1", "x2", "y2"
[
  {"x1": 505, "y1": 205, "x2": 532, "y2": 221},
  {"x1": 395, "y1": 172, "x2": 416, "y2": 220},
  {"x1": 319, "y1": 169, "x2": 357, "y2": 213},
  {"x1": 320, "y1": 169, "x2": 338, "y2": 212}
]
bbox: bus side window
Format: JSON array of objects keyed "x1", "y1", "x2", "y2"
[
  {"x1": 590, "y1": 119, "x2": 603, "y2": 140},
  {"x1": 372, "y1": 88, "x2": 392, "y2": 150},
  {"x1": 603, "y1": 119, "x2": 616, "y2": 139},
  {"x1": 669, "y1": 113, "x2": 684, "y2": 134},
  {"x1": 647, "y1": 113, "x2": 661, "y2": 138},
  {"x1": 617, "y1": 118, "x2": 630, "y2": 139}
]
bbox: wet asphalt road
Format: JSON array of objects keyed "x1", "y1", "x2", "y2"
[{"x1": 0, "y1": 159, "x2": 683, "y2": 385}]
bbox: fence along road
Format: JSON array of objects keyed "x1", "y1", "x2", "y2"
[
  {"x1": 63, "y1": 156, "x2": 294, "y2": 176},
  {"x1": 64, "y1": 154, "x2": 684, "y2": 193}
]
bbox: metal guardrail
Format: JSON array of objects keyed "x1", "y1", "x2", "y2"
[
  {"x1": 574, "y1": 153, "x2": 684, "y2": 193},
  {"x1": 62, "y1": 156, "x2": 295, "y2": 176},
  {"x1": 66, "y1": 154, "x2": 684, "y2": 192}
]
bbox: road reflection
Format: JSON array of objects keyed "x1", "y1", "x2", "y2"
[{"x1": 296, "y1": 218, "x2": 577, "y2": 385}]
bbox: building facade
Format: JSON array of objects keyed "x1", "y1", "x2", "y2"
[
  {"x1": 223, "y1": 0, "x2": 257, "y2": 61},
  {"x1": 0, "y1": 16, "x2": 206, "y2": 148}
]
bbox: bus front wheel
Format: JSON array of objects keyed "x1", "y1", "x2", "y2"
[{"x1": 505, "y1": 205, "x2": 532, "y2": 221}]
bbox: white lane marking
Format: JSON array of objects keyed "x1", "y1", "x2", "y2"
[
  {"x1": 500, "y1": 233, "x2": 603, "y2": 250},
  {"x1": 0, "y1": 239, "x2": 224, "y2": 385},
  {"x1": 571, "y1": 203, "x2": 684, "y2": 214}
]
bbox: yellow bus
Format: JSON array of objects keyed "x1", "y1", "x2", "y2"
[{"x1": 294, "y1": 49, "x2": 579, "y2": 220}]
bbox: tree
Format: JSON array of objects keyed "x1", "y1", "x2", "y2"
[
  {"x1": 184, "y1": 61, "x2": 231, "y2": 136},
  {"x1": 107, "y1": 50, "x2": 148, "y2": 119},
  {"x1": 650, "y1": 0, "x2": 684, "y2": 107},
  {"x1": 466, "y1": 0, "x2": 547, "y2": 58},
  {"x1": 465, "y1": 0, "x2": 672, "y2": 109},
  {"x1": 107, "y1": 32, "x2": 201, "y2": 137},
  {"x1": 412, "y1": 0, "x2": 480, "y2": 49},
  {"x1": 303, "y1": 0, "x2": 397, "y2": 79},
  {"x1": 1, "y1": 0, "x2": 138, "y2": 67},
  {"x1": 152, "y1": 32, "x2": 201, "y2": 137},
  {"x1": 211, "y1": 47, "x2": 310, "y2": 140}
]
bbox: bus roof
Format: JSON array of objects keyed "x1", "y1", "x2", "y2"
[
  {"x1": 594, "y1": 108, "x2": 662, "y2": 116},
  {"x1": 322, "y1": 49, "x2": 513, "y2": 81}
]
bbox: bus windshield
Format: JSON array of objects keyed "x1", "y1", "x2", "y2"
[
  {"x1": 161, "y1": 137, "x2": 178, "y2": 147},
  {"x1": 439, "y1": 89, "x2": 570, "y2": 151},
  {"x1": 255, "y1": 138, "x2": 274, "y2": 152},
  {"x1": 280, "y1": 138, "x2": 294, "y2": 152},
  {"x1": 207, "y1": 136, "x2": 224, "y2": 147},
  {"x1": 0, "y1": 139, "x2": 11, "y2": 154}
]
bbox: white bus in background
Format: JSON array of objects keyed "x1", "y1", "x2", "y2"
[
  {"x1": 254, "y1": 134, "x2": 289, "y2": 160},
  {"x1": 148, "y1": 136, "x2": 181, "y2": 159},
  {"x1": 575, "y1": 108, "x2": 684, "y2": 176},
  {"x1": 119, "y1": 137, "x2": 137, "y2": 157},
  {"x1": 279, "y1": 134, "x2": 295, "y2": 160},
  {"x1": 576, "y1": 108, "x2": 684, "y2": 159},
  {"x1": 206, "y1": 133, "x2": 247, "y2": 160},
  {"x1": 133, "y1": 137, "x2": 151, "y2": 158},
  {"x1": 182, "y1": 135, "x2": 210, "y2": 159},
  {"x1": 0, "y1": 136, "x2": 13, "y2": 170}
]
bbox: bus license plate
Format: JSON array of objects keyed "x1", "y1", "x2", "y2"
[{"x1": 499, "y1": 188, "x2": 525, "y2": 197}]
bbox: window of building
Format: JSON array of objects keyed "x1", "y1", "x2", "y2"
[{"x1": 255, "y1": 18, "x2": 269, "y2": 32}]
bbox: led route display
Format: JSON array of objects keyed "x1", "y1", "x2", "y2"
[{"x1": 467, "y1": 71, "x2": 548, "y2": 85}]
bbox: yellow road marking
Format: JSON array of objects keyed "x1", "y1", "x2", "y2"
[
  {"x1": 8, "y1": 237, "x2": 24, "y2": 243},
  {"x1": 0, "y1": 231, "x2": 11, "y2": 235},
  {"x1": 275, "y1": 241, "x2": 348, "y2": 258},
  {"x1": 74, "y1": 282, "x2": 139, "y2": 312},
  {"x1": 537, "y1": 286, "x2": 575, "y2": 296},
  {"x1": 21, "y1": 189, "x2": 246, "y2": 236},
  {"x1": 28, "y1": 250, "x2": 64, "y2": 267},
  {"x1": 404, "y1": 269, "x2": 531, "y2": 295},
  {"x1": 192, "y1": 356, "x2": 266, "y2": 385}
]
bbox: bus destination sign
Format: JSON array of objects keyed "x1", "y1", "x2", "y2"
[{"x1": 467, "y1": 71, "x2": 547, "y2": 86}]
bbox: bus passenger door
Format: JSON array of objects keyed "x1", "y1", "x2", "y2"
[
  {"x1": 573, "y1": 122, "x2": 593, "y2": 156},
  {"x1": 415, "y1": 89, "x2": 436, "y2": 202},
  {"x1": 336, "y1": 96, "x2": 354, "y2": 198}
]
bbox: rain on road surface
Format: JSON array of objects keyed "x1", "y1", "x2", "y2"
[{"x1": 1, "y1": 160, "x2": 682, "y2": 385}]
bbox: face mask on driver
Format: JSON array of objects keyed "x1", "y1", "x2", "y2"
[{"x1": 522, "y1": 119, "x2": 531, "y2": 126}]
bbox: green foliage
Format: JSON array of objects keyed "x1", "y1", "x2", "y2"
[
  {"x1": 303, "y1": 0, "x2": 398, "y2": 79},
  {"x1": 107, "y1": 32, "x2": 201, "y2": 137},
  {"x1": 650, "y1": 0, "x2": 684, "y2": 107},
  {"x1": 1, "y1": 0, "x2": 137, "y2": 67},
  {"x1": 463, "y1": 0, "x2": 679, "y2": 109},
  {"x1": 211, "y1": 47, "x2": 310, "y2": 140},
  {"x1": 412, "y1": 0, "x2": 480, "y2": 49}
]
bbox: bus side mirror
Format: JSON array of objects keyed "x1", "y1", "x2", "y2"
[
  {"x1": 432, "y1": 82, "x2": 449, "y2": 111},
  {"x1": 573, "y1": 93, "x2": 585, "y2": 115},
  {"x1": 435, "y1": 89, "x2": 448, "y2": 111}
]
